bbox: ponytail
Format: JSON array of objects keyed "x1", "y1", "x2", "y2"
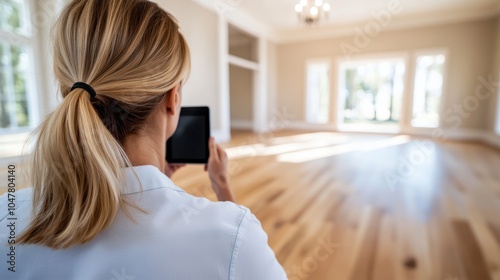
[
  {"x1": 18, "y1": 0, "x2": 190, "y2": 249},
  {"x1": 18, "y1": 89, "x2": 130, "y2": 248}
]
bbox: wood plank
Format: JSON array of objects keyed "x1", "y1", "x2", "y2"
[{"x1": 453, "y1": 220, "x2": 492, "y2": 280}]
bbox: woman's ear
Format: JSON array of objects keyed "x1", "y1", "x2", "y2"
[{"x1": 166, "y1": 84, "x2": 181, "y2": 116}]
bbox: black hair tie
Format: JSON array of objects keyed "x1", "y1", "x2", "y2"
[{"x1": 71, "y1": 82, "x2": 97, "y2": 99}]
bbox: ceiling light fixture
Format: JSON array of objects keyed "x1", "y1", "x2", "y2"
[{"x1": 295, "y1": 0, "x2": 331, "y2": 25}]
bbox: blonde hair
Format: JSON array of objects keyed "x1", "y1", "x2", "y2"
[{"x1": 18, "y1": 0, "x2": 190, "y2": 249}]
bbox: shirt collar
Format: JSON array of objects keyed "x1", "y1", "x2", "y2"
[{"x1": 121, "y1": 165, "x2": 185, "y2": 195}]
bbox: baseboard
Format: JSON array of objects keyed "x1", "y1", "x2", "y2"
[
  {"x1": 230, "y1": 119, "x2": 253, "y2": 130},
  {"x1": 282, "y1": 121, "x2": 498, "y2": 144},
  {"x1": 404, "y1": 128, "x2": 486, "y2": 141},
  {"x1": 284, "y1": 121, "x2": 336, "y2": 131}
]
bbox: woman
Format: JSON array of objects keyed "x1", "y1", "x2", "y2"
[{"x1": 0, "y1": 0, "x2": 287, "y2": 279}]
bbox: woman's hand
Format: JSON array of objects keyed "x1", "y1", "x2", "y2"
[
  {"x1": 164, "y1": 162, "x2": 186, "y2": 178},
  {"x1": 205, "y1": 137, "x2": 236, "y2": 202}
]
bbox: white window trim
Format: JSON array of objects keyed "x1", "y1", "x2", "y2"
[
  {"x1": 0, "y1": 0, "x2": 63, "y2": 161},
  {"x1": 407, "y1": 48, "x2": 449, "y2": 132},
  {"x1": 304, "y1": 58, "x2": 331, "y2": 125}
]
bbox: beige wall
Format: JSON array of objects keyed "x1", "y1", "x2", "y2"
[
  {"x1": 229, "y1": 65, "x2": 253, "y2": 122},
  {"x1": 229, "y1": 44, "x2": 255, "y2": 62},
  {"x1": 159, "y1": 0, "x2": 221, "y2": 130},
  {"x1": 276, "y1": 18, "x2": 497, "y2": 130}
]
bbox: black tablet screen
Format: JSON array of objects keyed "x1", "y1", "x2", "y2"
[{"x1": 166, "y1": 107, "x2": 210, "y2": 164}]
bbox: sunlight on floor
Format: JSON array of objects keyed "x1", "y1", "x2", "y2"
[
  {"x1": 267, "y1": 132, "x2": 348, "y2": 145},
  {"x1": 226, "y1": 132, "x2": 411, "y2": 163},
  {"x1": 277, "y1": 135, "x2": 411, "y2": 163},
  {"x1": 226, "y1": 133, "x2": 351, "y2": 160}
]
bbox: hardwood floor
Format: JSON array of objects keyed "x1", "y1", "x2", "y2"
[
  {"x1": 2, "y1": 130, "x2": 500, "y2": 279},
  {"x1": 172, "y1": 130, "x2": 500, "y2": 280}
]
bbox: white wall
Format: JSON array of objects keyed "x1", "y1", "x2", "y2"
[{"x1": 158, "y1": 0, "x2": 222, "y2": 132}]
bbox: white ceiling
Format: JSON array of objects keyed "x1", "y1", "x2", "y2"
[
  {"x1": 235, "y1": 0, "x2": 499, "y2": 30},
  {"x1": 193, "y1": 0, "x2": 500, "y2": 42}
]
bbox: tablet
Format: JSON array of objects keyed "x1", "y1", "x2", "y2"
[{"x1": 166, "y1": 107, "x2": 210, "y2": 164}]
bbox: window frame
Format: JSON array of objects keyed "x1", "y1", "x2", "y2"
[
  {"x1": 336, "y1": 52, "x2": 409, "y2": 133},
  {"x1": 409, "y1": 48, "x2": 449, "y2": 130},
  {"x1": 0, "y1": 0, "x2": 41, "y2": 135},
  {"x1": 305, "y1": 58, "x2": 331, "y2": 125}
]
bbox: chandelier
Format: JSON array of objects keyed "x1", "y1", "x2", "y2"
[{"x1": 295, "y1": 0, "x2": 331, "y2": 25}]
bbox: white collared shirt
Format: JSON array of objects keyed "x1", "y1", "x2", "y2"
[{"x1": 0, "y1": 165, "x2": 287, "y2": 279}]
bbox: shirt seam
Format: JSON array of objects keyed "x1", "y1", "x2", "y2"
[{"x1": 228, "y1": 208, "x2": 248, "y2": 280}]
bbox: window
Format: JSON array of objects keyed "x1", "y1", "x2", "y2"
[
  {"x1": 0, "y1": 0, "x2": 37, "y2": 131},
  {"x1": 306, "y1": 61, "x2": 330, "y2": 124},
  {"x1": 338, "y1": 58, "x2": 406, "y2": 131},
  {"x1": 411, "y1": 54, "x2": 446, "y2": 128}
]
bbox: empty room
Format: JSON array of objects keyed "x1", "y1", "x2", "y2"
[{"x1": 1, "y1": 0, "x2": 500, "y2": 279}]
